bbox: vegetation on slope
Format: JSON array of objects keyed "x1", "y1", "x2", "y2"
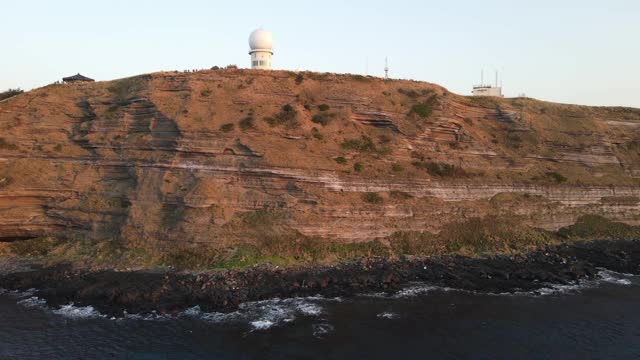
[
  {"x1": 0, "y1": 89, "x2": 23, "y2": 101},
  {"x1": 4, "y1": 214, "x2": 639, "y2": 271}
]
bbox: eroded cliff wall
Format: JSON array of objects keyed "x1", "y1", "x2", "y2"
[{"x1": 1, "y1": 69, "x2": 639, "y2": 247}]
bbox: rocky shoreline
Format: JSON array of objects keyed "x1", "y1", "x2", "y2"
[{"x1": 0, "y1": 240, "x2": 639, "y2": 317}]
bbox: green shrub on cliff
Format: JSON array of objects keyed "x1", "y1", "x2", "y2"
[
  {"x1": 558, "y1": 215, "x2": 640, "y2": 240},
  {"x1": 362, "y1": 192, "x2": 383, "y2": 204},
  {"x1": 239, "y1": 117, "x2": 255, "y2": 130},
  {"x1": 9, "y1": 237, "x2": 62, "y2": 257},
  {"x1": 411, "y1": 103, "x2": 434, "y2": 118},
  {"x1": 412, "y1": 161, "x2": 467, "y2": 177},
  {"x1": 311, "y1": 113, "x2": 334, "y2": 126},
  {"x1": 0, "y1": 88, "x2": 23, "y2": 101},
  {"x1": 390, "y1": 191, "x2": 413, "y2": 200},
  {"x1": 334, "y1": 156, "x2": 347, "y2": 165},
  {"x1": 341, "y1": 135, "x2": 376, "y2": 152},
  {"x1": 219, "y1": 123, "x2": 235, "y2": 132},
  {"x1": 263, "y1": 104, "x2": 299, "y2": 129},
  {"x1": 546, "y1": 171, "x2": 568, "y2": 184},
  {"x1": 318, "y1": 104, "x2": 330, "y2": 111}
]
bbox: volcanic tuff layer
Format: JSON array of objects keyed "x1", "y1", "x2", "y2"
[{"x1": 1, "y1": 69, "x2": 639, "y2": 247}]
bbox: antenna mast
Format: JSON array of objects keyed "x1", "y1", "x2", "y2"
[{"x1": 384, "y1": 57, "x2": 389, "y2": 80}]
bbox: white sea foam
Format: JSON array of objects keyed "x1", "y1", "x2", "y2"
[
  {"x1": 251, "y1": 320, "x2": 275, "y2": 330},
  {"x1": 5, "y1": 288, "x2": 37, "y2": 299},
  {"x1": 597, "y1": 270, "x2": 634, "y2": 286},
  {"x1": 182, "y1": 296, "x2": 334, "y2": 331},
  {"x1": 377, "y1": 312, "x2": 399, "y2": 319},
  {"x1": 16, "y1": 296, "x2": 47, "y2": 308},
  {"x1": 296, "y1": 302, "x2": 323, "y2": 316},
  {"x1": 53, "y1": 304, "x2": 105, "y2": 319},
  {"x1": 312, "y1": 322, "x2": 334, "y2": 338},
  {"x1": 393, "y1": 284, "x2": 451, "y2": 298}
]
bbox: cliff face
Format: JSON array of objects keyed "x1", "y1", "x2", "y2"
[{"x1": 1, "y1": 69, "x2": 639, "y2": 248}]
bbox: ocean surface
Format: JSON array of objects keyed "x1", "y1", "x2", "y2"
[{"x1": 1, "y1": 270, "x2": 640, "y2": 360}]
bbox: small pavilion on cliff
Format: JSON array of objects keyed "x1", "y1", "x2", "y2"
[{"x1": 62, "y1": 74, "x2": 95, "y2": 83}]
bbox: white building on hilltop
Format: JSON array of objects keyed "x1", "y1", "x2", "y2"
[
  {"x1": 472, "y1": 70, "x2": 503, "y2": 97},
  {"x1": 249, "y1": 29, "x2": 273, "y2": 70}
]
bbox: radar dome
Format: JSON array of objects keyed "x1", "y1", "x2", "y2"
[{"x1": 249, "y1": 29, "x2": 273, "y2": 51}]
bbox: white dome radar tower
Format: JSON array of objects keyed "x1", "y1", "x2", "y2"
[{"x1": 249, "y1": 28, "x2": 273, "y2": 70}]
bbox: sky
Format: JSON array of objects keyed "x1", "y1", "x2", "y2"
[{"x1": 1, "y1": 0, "x2": 639, "y2": 107}]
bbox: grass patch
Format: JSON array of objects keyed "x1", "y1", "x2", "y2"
[
  {"x1": 9, "y1": 215, "x2": 639, "y2": 270},
  {"x1": 239, "y1": 117, "x2": 255, "y2": 130},
  {"x1": 239, "y1": 208, "x2": 286, "y2": 227},
  {"x1": 160, "y1": 237, "x2": 390, "y2": 270},
  {"x1": 311, "y1": 128, "x2": 323, "y2": 140},
  {"x1": 391, "y1": 163, "x2": 403, "y2": 172},
  {"x1": 409, "y1": 92, "x2": 438, "y2": 119},
  {"x1": 107, "y1": 75, "x2": 149, "y2": 107},
  {"x1": 411, "y1": 103, "x2": 434, "y2": 118},
  {"x1": 311, "y1": 113, "x2": 334, "y2": 126},
  {"x1": 318, "y1": 104, "x2": 330, "y2": 111},
  {"x1": 220, "y1": 123, "x2": 235, "y2": 132},
  {"x1": 390, "y1": 191, "x2": 413, "y2": 200},
  {"x1": 341, "y1": 135, "x2": 376, "y2": 152},
  {"x1": 389, "y1": 216, "x2": 553, "y2": 256},
  {"x1": 9, "y1": 237, "x2": 62, "y2": 257},
  {"x1": 600, "y1": 196, "x2": 640, "y2": 205},
  {"x1": 264, "y1": 104, "x2": 299, "y2": 129},
  {"x1": 352, "y1": 74, "x2": 370, "y2": 82},
  {"x1": 546, "y1": 172, "x2": 568, "y2": 184},
  {"x1": 558, "y1": 215, "x2": 640, "y2": 240},
  {"x1": 467, "y1": 96, "x2": 500, "y2": 108},
  {"x1": 334, "y1": 156, "x2": 347, "y2": 165},
  {"x1": 0, "y1": 138, "x2": 18, "y2": 150},
  {"x1": 398, "y1": 88, "x2": 420, "y2": 98},
  {"x1": 361, "y1": 192, "x2": 383, "y2": 204},
  {"x1": 413, "y1": 161, "x2": 468, "y2": 177},
  {"x1": 353, "y1": 162, "x2": 363, "y2": 172}
]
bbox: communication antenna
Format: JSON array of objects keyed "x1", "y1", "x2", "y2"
[
  {"x1": 481, "y1": 69, "x2": 484, "y2": 85},
  {"x1": 495, "y1": 70, "x2": 499, "y2": 88},
  {"x1": 384, "y1": 57, "x2": 389, "y2": 80}
]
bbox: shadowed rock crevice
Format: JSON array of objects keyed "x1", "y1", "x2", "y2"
[{"x1": 70, "y1": 99, "x2": 98, "y2": 157}]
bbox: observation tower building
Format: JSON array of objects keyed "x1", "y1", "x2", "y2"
[{"x1": 249, "y1": 29, "x2": 273, "y2": 70}]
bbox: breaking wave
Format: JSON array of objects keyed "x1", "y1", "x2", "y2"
[
  {"x1": 312, "y1": 322, "x2": 334, "y2": 338},
  {"x1": 16, "y1": 296, "x2": 47, "y2": 308},
  {"x1": 377, "y1": 312, "x2": 399, "y2": 319},
  {"x1": 361, "y1": 270, "x2": 637, "y2": 300},
  {"x1": 183, "y1": 296, "x2": 338, "y2": 331},
  {"x1": 53, "y1": 304, "x2": 105, "y2": 319}
]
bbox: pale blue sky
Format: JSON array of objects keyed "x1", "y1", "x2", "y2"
[{"x1": 2, "y1": 0, "x2": 639, "y2": 107}]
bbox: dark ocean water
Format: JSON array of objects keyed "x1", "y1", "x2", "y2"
[{"x1": 1, "y1": 270, "x2": 640, "y2": 360}]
